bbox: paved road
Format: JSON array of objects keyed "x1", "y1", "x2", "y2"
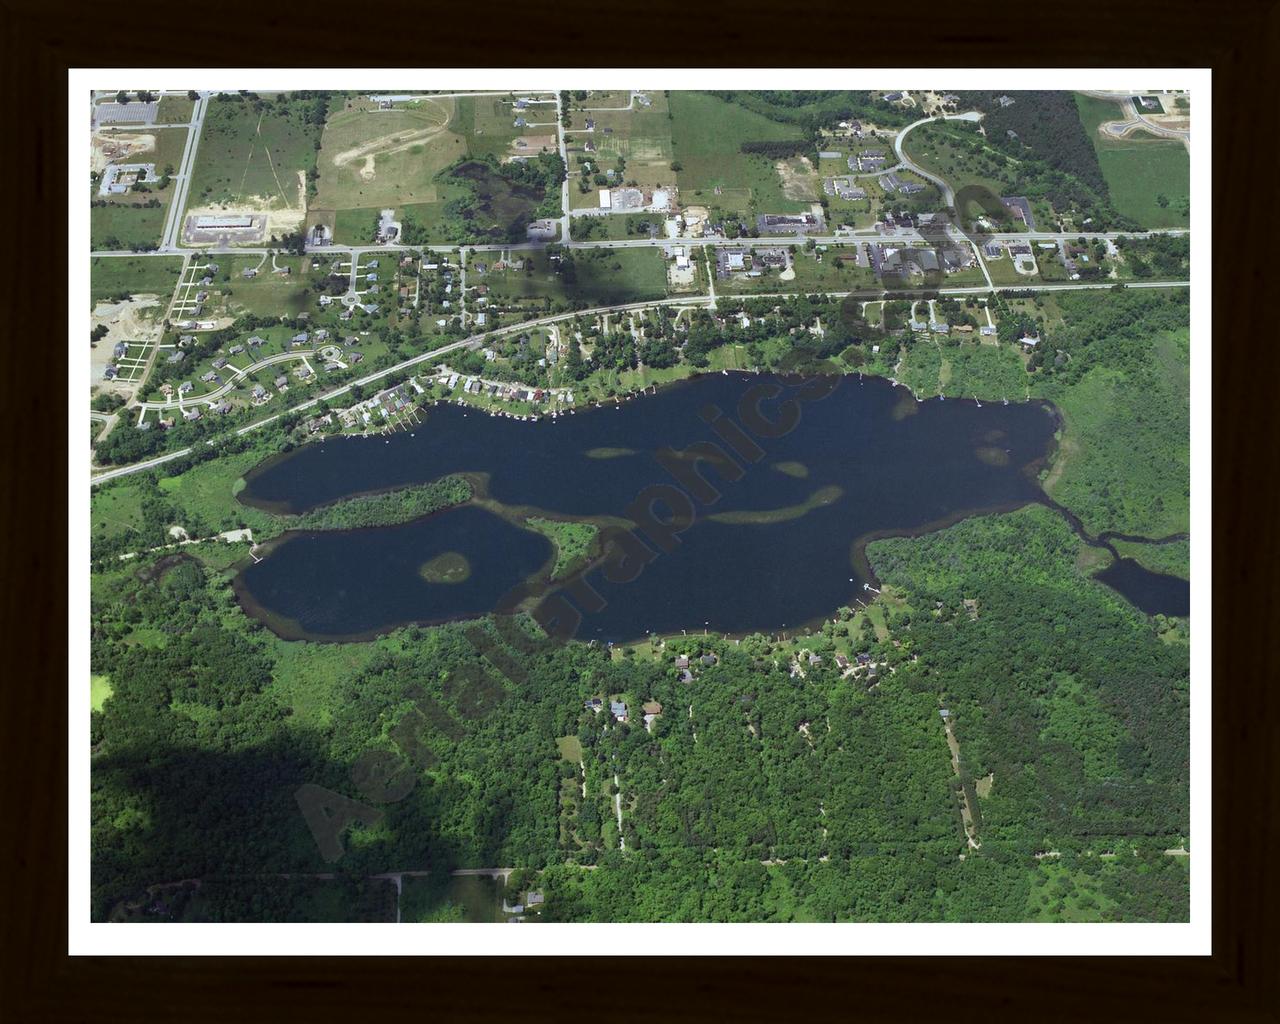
[
  {"x1": 89, "y1": 225, "x2": 1187, "y2": 261},
  {"x1": 137, "y1": 349, "x2": 317, "y2": 412},
  {"x1": 159, "y1": 92, "x2": 208, "y2": 250},
  {"x1": 90, "y1": 278, "x2": 1187, "y2": 487},
  {"x1": 892, "y1": 111, "x2": 983, "y2": 208}
]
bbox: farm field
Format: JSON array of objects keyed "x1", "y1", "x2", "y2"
[
  {"x1": 668, "y1": 92, "x2": 811, "y2": 215},
  {"x1": 90, "y1": 255, "x2": 184, "y2": 305},
  {"x1": 1075, "y1": 94, "x2": 1190, "y2": 230}
]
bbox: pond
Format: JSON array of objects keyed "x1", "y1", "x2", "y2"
[{"x1": 235, "y1": 371, "x2": 1177, "y2": 641}]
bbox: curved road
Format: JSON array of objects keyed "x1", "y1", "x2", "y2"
[
  {"x1": 892, "y1": 111, "x2": 983, "y2": 209},
  {"x1": 90, "y1": 279, "x2": 1187, "y2": 487}
]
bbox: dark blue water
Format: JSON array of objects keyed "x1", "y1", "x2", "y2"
[
  {"x1": 1094, "y1": 557, "x2": 1190, "y2": 617},
  {"x1": 235, "y1": 372, "x2": 1093, "y2": 641},
  {"x1": 236, "y1": 506, "x2": 553, "y2": 639}
]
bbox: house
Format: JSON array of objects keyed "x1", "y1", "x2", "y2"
[
  {"x1": 178, "y1": 381, "x2": 193, "y2": 394},
  {"x1": 214, "y1": 401, "x2": 232, "y2": 415},
  {"x1": 104, "y1": 365, "x2": 117, "y2": 380},
  {"x1": 275, "y1": 375, "x2": 288, "y2": 388},
  {"x1": 166, "y1": 351, "x2": 185, "y2": 364},
  {"x1": 347, "y1": 351, "x2": 364, "y2": 364},
  {"x1": 251, "y1": 385, "x2": 268, "y2": 401},
  {"x1": 199, "y1": 371, "x2": 218, "y2": 383},
  {"x1": 291, "y1": 332, "x2": 310, "y2": 347},
  {"x1": 247, "y1": 336, "x2": 265, "y2": 348},
  {"x1": 1019, "y1": 334, "x2": 1040, "y2": 349},
  {"x1": 584, "y1": 697, "x2": 603, "y2": 713},
  {"x1": 856, "y1": 652, "x2": 871, "y2": 666},
  {"x1": 241, "y1": 268, "x2": 257, "y2": 278},
  {"x1": 212, "y1": 356, "x2": 227, "y2": 369},
  {"x1": 980, "y1": 325, "x2": 997, "y2": 336},
  {"x1": 674, "y1": 655, "x2": 690, "y2": 670},
  {"x1": 526, "y1": 892, "x2": 544, "y2": 907},
  {"x1": 182, "y1": 407, "x2": 201, "y2": 421},
  {"x1": 112, "y1": 341, "x2": 128, "y2": 359},
  {"x1": 700, "y1": 653, "x2": 718, "y2": 667},
  {"x1": 807, "y1": 653, "x2": 822, "y2": 666},
  {"x1": 610, "y1": 701, "x2": 628, "y2": 722},
  {"x1": 835, "y1": 654, "x2": 850, "y2": 670}
]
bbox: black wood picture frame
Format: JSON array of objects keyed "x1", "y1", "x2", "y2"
[{"x1": 3, "y1": 2, "x2": 1273, "y2": 1019}]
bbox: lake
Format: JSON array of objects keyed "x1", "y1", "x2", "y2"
[{"x1": 236, "y1": 371, "x2": 1181, "y2": 641}]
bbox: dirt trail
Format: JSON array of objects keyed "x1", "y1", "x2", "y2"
[{"x1": 332, "y1": 118, "x2": 451, "y2": 181}]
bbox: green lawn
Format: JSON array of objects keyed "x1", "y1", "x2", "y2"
[
  {"x1": 1075, "y1": 94, "x2": 1190, "y2": 230},
  {"x1": 91, "y1": 674, "x2": 113, "y2": 712},
  {"x1": 90, "y1": 255, "x2": 184, "y2": 305},
  {"x1": 156, "y1": 96, "x2": 194, "y2": 123},
  {"x1": 669, "y1": 92, "x2": 809, "y2": 214},
  {"x1": 479, "y1": 248, "x2": 666, "y2": 309},
  {"x1": 91, "y1": 203, "x2": 166, "y2": 250}
]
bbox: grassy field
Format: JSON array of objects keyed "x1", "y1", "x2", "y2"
[
  {"x1": 570, "y1": 212, "x2": 668, "y2": 242},
  {"x1": 454, "y1": 94, "x2": 529, "y2": 160},
  {"x1": 209, "y1": 255, "x2": 315, "y2": 318},
  {"x1": 313, "y1": 99, "x2": 461, "y2": 216},
  {"x1": 1075, "y1": 94, "x2": 1190, "y2": 230},
  {"x1": 717, "y1": 247, "x2": 879, "y2": 296},
  {"x1": 1044, "y1": 326, "x2": 1190, "y2": 537},
  {"x1": 156, "y1": 96, "x2": 194, "y2": 123},
  {"x1": 900, "y1": 120, "x2": 1037, "y2": 224},
  {"x1": 566, "y1": 93, "x2": 674, "y2": 211},
  {"x1": 91, "y1": 674, "x2": 113, "y2": 712},
  {"x1": 187, "y1": 96, "x2": 321, "y2": 213},
  {"x1": 478, "y1": 248, "x2": 666, "y2": 309},
  {"x1": 669, "y1": 92, "x2": 809, "y2": 214},
  {"x1": 899, "y1": 338, "x2": 1032, "y2": 400},
  {"x1": 90, "y1": 255, "x2": 184, "y2": 305},
  {"x1": 91, "y1": 203, "x2": 167, "y2": 250}
]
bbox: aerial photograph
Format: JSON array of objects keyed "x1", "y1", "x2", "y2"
[{"x1": 86, "y1": 82, "x2": 1194, "y2": 927}]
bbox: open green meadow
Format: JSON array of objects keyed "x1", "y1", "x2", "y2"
[
  {"x1": 187, "y1": 95, "x2": 323, "y2": 212},
  {"x1": 478, "y1": 248, "x2": 666, "y2": 310},
  {"x1": 91, "y1": 204, "x2": 167, "y2": 251},
  {"x1": 313, "y1": 98, "x2": 462, "y2": 217},
  {"x1": 669, "y1": 92, "x2": 810, "y2": 214},
  {"x1": 90, "y1": 255, "x2": 184, "y2": 305},
  {"x1": 1075, "y1": 94, "x2": 1190, "y2": 230},
  {"x1": 156, "y1": 96, "x2": 194, "y2": 123}
]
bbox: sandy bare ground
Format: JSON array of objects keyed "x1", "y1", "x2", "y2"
[
  {"x1": 91, "y1": 131, "x2": 156, "y2": 173},
  {"x1": 90, "y1": 294, "x2": 164, "y2": 392},
  {"x1": 184, "y1": 170, "x2": 307, "y2": 238},
  {"x1": 509, "y1": 134, "x2": 557, "y2": 157},
  {"x1": 776, "y1": 156, "x2": 820, "y2": 202},
  {"x1": 332, "y1": 122, "x2": 451, "y2": 182}
]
